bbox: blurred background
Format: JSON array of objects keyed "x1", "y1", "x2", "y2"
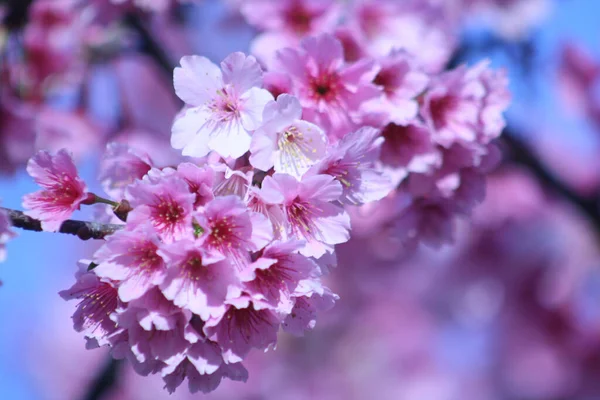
[{"x1": 2, "y1": 0, "x2": 600, "y2": 399}]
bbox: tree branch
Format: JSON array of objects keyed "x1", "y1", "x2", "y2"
[
  {"x1": 2, "y1": 207, "x2": 123, "y2": 240},
  {"x1": 501, "y1": 132, "x2": 600, "y2": 228},
  {"x1": 124, "y1": 13, "x2": 176, "y2": 78},
  {"x1": 81, "y1": 358, "x2": 123, "y2": 400}
]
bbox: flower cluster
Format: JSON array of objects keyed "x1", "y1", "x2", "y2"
[
  {"x1": 14, "y1": 0, "x2": 510, "y2": 395},
  {"x1": 55, "y1": 141, "x2": 342, "y2": 393},
  {"x1": 231, "y1": 1, "x2": 511, "y2": 250}
]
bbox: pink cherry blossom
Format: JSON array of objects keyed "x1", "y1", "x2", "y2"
[
  {"x1": 311, "y1": 127, "x2": 393, "y2": 205},
  {"x1": 275, "y1": 34, "x2": 380, "y2": 139},
  {"x1": 212, "y1": 165, "x2": 254, "y2": 200},
  {"x1": 150, "y1": 163, "x2": 216, "y2": 208},
  {"x1": 59, "y1": 265, "x2": 121, "y2": 347},
  {"x1": 171, "y1": 52, "x2": 273, "y2": 158},
  {"x1": 379, "y1": 122, "x2": 441, "y2": 173},
  {"x1": 158, "y1": 240, "x2": 241, "y2": 321},
  {"x1": 22, "y1": 0, "x2": 84, "y2": 94},
  {"x1": 93, "y1": 224, "x2": 167, "y2": 302},
  {"x1": 175, "y1": 163, "x2": 215, "y2": 208},
  {"x1": 196, "y1": 195, "x2": 273, "y2": 268},
  {"x1": 99, "y1": 142, "x2": 154, "y2": 200},
  {"x1": 333, "y1": 26, "x2": 368, "y2": 63},
  {"x1": 242, "y1": 0, "x2": 341, "y2": 66},
  {"x1": 557, "y1": 43, "x2": 600, "y2": 114},
  {"x1": 261, "y1": 173, "x2": 350, "y2": 258},
  {"x1": 126, "y1": 176, "x2": 195, "y2": 244},
  {"x1": 0, "y1": 99, "x2": 35, "y2": 174},
  {"x1": 247, "y1": 184, "x2": 287, "y2": 240},
  {"x1": 250, "y1": 94, "x2": 328, "y2": 178},
  {"x1": 346, "y1": 0, "x2": 458, "y2": 72},
  {"x1": 392, "y1": 198, "x2": 456, "y2": 250},
  {"x1": 116, "y1": 301, "x2": 191, "y2": 367},
  {"x1": 282, "y1": 287, "x2": 338, "y2": 336},
  {"x1": 263, "y1": 71, "x2": 292, "y2": 99},
  {"x1": 33, "y1": 109, "x2": 101, "y2": 161},
  {"x1": 204, "y1": 295, "x2": 280, "y2": 364},
  {"x1": 163, "y1": 358, "x2": 248, "y2": 394},
  {"x1": 164, "y1": 320, "x2": 224, "y2": 375},
  {"x1": 420, "y1": 61, "x2": 510, "y2": 148},
  {"x1": 239, "y1": 240, "x2": 319, "y2": 310},
  {"x1": 23, "y1": 149, "x2": 90, "y2": 232},
  {"x1": 366, "y1": 50, "x2": 429, "y2": 125},
  {"x1": 241, "y1": 0, "x2": 340, "y2": 37}
]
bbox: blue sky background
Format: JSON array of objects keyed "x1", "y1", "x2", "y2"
[{"x1": 1, "y1": 0, "x2": 599, "y2": 398}]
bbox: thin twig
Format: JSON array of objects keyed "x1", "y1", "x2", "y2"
[{"x1": 2, "y1": 207, "x2": 123, "y2": 240}]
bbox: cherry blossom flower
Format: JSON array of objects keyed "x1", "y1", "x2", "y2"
[
  {"x1": 247, "y1": 184, "x2": 288, "y2": 240},
  {"x1": 171, "y1": 52, "x2": 273, "y2": 158},
  {"x1": 116, "y1": 303, "x2": 191, "y2": 368},
  {"x1": 158, "y1": 240, "x2": 242, "y2": 321},
  {"x1": 557, "y1": 43, "x2": 600, "y2": 117},
  {"x1": 379, "y1": 122, "x2": 441, "y2": 173},
  {"x1": 212, "y1": 165, "x2": 254, "y2": 200},
  {"x1": 282, "y1": 286, "x2": 338, "y2": 336},
  {"x1": 261, "y1": 173, "x2": 350, "y2": 258},
  {"x1": 196, "y1": 195, "x2": 273, "y2": 268},
  {"x1": 22, "y1": 0, "x2": 84, "y2": 93},
  {"x1": 59, "y1": 265, "x2": 121, "y2": 347},
  {"x1": 242, "y1": 0, "x2": 341, "y2": 67},
  {"x1": 93, "y1": 224, "x2": 167, "y2": 302},
  {"x1": 99, "y1": 142, "x2": 154, "y2": 200},
  {"x1": 175, "y1": 163, "x2": 215, "y2": 208},
  {"x1": 346, "y1": 0, "x2": 458, "y2": 72},
  {"x1": 204, "y1": 295, "x2": 280, "y2": 364},
  {"x1": 23, "y1": 149, "x2": 90, "y2": 232},
  {"x1": 311, "y1": 127, "x2": 393, "y2": 205},
  {"x1": 275, "y1": 34, "x2": 380, "y2": 139},
  {"x1": 163, "y1": 357, "x2": 248, "y2": 394},
  {"x1": 239, "y1": 240, "x2": 319, "y2": 310},
  {"x1": 34, "y1": 109, "x2": 101, "y2": 161},
  {"x1": 126, "y1": 176, "x2": 195, "y2": 244},
  {"x1": 365, "y1": 50, "x2": 429, "y2": 125},
  {"x1": 241, "y1": 0, "x2": 340, "y2": 38},
  {"x1": 250, "y1": 94, "x2": 328, "y2": 178},
  {"x1": 420, "y1": 61, "x2": 510, "y2": 148},
  {"x1": 263, "y1": 71, "x2": 293, "y2": 99}
]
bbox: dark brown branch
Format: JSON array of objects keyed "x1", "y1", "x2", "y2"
[
  {"x1": 81, "y1": 358, "x2": 123, "y2": 400},
  {"x1": 502, "y1": 131, "x2": 600, "y2": 228},
  {"x1": 2, "y1": 207, "x2": 123, "y2": 240},
  {"x1": 124, "y1": 13, "x2": 176, "y2": 78}
]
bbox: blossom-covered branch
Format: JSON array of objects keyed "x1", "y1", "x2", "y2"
[{"x1": 2, "y1": 207, "x2": 123, "y2": 240}]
